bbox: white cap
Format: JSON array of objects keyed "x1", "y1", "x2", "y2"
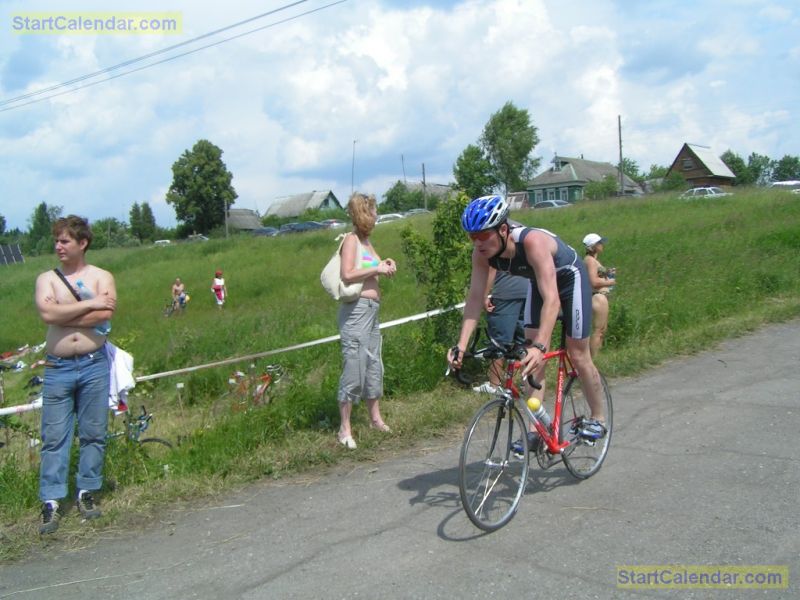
[{"x1": 582, "y1": 233, "x2": 607, "y2": 249}]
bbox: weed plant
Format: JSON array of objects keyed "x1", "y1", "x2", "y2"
[{"x1": 1, "y1": 190, "x2": 799, "y2": 558}]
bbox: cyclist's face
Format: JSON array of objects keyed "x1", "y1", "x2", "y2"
[{"x1": 469, "y1": 226, "x2": 503, "y2": 256}]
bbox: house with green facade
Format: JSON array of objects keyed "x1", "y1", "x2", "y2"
[{"x1": 525, "y1": 155, "x2": 643, "y2": 205}]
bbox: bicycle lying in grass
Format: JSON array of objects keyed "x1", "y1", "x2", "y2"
[
  {"x1": 222, "y1": 363, "x2": 285, "y2": 414},
  {"x1": 449, "y1": 320, "x2": 613, "y2": 532},
  {"x1": 107, "y1": 404, "x2": 173, "y2": 455}
]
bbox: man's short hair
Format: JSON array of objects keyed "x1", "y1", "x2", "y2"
[{"x1": 52, "y1": 215, "x2": 93, "y2": 250}]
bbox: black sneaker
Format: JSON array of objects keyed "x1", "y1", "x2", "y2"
[
  {"x1": 39, "y1": 501, "x2": 61, "y2": 535},
  {"x1": 76, "y1": 491, "x2": 102, "y2": 520}
]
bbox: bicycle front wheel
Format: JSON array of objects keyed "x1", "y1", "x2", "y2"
[
  {"x1": 138, "y1": 437, "x2": 173, "y2": 463},
  {"x1": 560, "y1": 372, "x2": 613, "y2": 479},
  {"x1": 459, "y1": 398, "x2": 529, "y2": 532}
]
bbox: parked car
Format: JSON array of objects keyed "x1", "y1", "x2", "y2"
[
  {"x1": 534, "y1": 200, "x2": 571, "y2": 209},
  {"x1": 376, "y1": 213, "x2": 405, "y2": 224},
  {"x1": 187, "y1": 234, "x2": 209, "y2": 242},
  {"x1": 679, "y1": 187, "x2": 731, "y2": 199},
  {"x1": 320, "y1": 219, "x2": 347, "y2": 229},
  {"x1": 404, "y1": 208, "x2": 431, "y2": 217},
  {"x1": 253, "y1": 227, "x2": 279, "y2": 237},
  {"x1": 154, "y1": 239, "x2": 171, "y2": 246},
  {"x1": 278, "y1": 221, "x2": 326, "y2": 234}
]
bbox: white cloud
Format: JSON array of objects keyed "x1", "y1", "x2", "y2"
[{"x1": 0, "y1": 0, "x2": 797, "y2": 231}]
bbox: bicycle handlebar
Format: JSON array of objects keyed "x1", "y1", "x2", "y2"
[{"x1": 447, "y1": 341, "x2": 542, "y2": 390}]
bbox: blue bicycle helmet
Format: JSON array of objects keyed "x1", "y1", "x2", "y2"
[{"x1": 461, "y1": 195, "x2": 509, "y2": 232}]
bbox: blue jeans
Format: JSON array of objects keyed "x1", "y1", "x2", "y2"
[{"x1": 39, "y1": 350, "x2": 109, "y2": 501}]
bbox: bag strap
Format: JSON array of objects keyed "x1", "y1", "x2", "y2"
[{"x1": 53, "y1": 268, "x2": 82, "y2": 302}]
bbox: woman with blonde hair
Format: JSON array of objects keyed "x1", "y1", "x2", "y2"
[
  {"x1": 336, "y1": 192, "x2": 397, "y2": 449},
  {"x1": 582, "y1": 233, "x2": 616, "y2": 357}
]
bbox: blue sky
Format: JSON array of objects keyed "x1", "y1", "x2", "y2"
[{"x1": 1, "y1": 0, "x2": 798, "y2": 231}]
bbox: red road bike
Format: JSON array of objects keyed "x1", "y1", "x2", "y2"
[{"x1": 452, "y1": 321, "x2": 613, "y2": 531}]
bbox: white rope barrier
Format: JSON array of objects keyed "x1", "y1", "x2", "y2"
[
  {"x1": 0, "y1": 303, "x2": 465, "y2": 413},
  {"x1": 136, "y1": 302, "x2": 465, "y2": 382}
]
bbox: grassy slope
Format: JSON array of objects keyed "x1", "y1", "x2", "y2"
[{"x1": 1, "y1": 189, "x2": 799, "y2": 557}]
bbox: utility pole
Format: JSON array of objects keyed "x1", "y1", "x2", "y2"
[
  {"x1": 421, "y1": 163, "x2": 427, "y2": 210},
  {"x1": 618, "y1": 115, "x2": 624, "y2": 196},
  {"x1": 351, "y1": 139, "x2": 357, "y2": 196}
]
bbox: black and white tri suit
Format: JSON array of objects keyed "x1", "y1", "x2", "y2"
[{"x1": 488, "y1": 227, "x2": 591, "y2": 339}]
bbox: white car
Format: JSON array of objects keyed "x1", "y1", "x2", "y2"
[
  {"x1": 376, "y1": 213, "x2": 405, "y2": 224},
  {"x1": 679, "y1": 187, "x2": 731, "y2": 199},
  {"x1": 534, "y1": 200, "x2": 571, "y2": 209}
]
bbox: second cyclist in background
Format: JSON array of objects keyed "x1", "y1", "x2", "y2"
[
  {"x1": 447, "y1": 195, "x2": 608, "y2": 443},
  {"x1": 472, "y1": 269, "x2": 527, "y2": 395}
]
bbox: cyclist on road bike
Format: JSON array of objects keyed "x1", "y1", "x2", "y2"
[{"x1": 447, "y1": 195, "x2": 607, "y2": 442}]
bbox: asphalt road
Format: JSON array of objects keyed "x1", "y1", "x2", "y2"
[{"x1": 1, "y1": 321, "x2": 798, "y2": 600}]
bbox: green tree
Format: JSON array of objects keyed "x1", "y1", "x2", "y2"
[
  {"x1": 747, "y1": 153, "x2": 773, "y2": 186},
  {"x1": 453, "y1": 144, "x2": 497, "y2": 199},
  {"x1": 721, "y1": 150, "x2": 753, "y2": 186},
  {"x1": 0, "y1": 214, "x2": 5, "y2": 235},
  {"x1": 645, "y1": 164, "x2": 669, "y2": 179},
  {"x1": 92, "y1": 218, "x2": 138, "y2": 248},
  {"x1": 618, "y1": 157, "x2": 641, "y2": 182},
  {"x1": 584, "y1": 175, "x2": 618, "y2": 200},
  {"x1": 140, "y1": 202, "x2": 157, "y2": 241},
  {"x1": 658, "y1": 171, "x2": 686, "y2": 192},
  {"x1": 166, "y1": 139, "x2": 238, "y2": 235},
  {"x1": 772, "y1": 155, "x2": 800, "y2": 182},
  {"x1": 480, "y1": 101, "x2": 540, "y2": 194},
  {"x1": 26, "y1": 202, "x2": 62, "y2": 255},
  {"x1": 129, "y1": 202, "x2": 143, "y2": 241},
  {"x1": 400, "y1": 192, "x2": 472, "y2": 342},
  {"x1": 382, "y1": 181, "x2": 427, "y2": 213}
]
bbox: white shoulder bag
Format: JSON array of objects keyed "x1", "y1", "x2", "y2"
[{"x1": 320, "y1": 234, "x2": 363, "y2": 302}]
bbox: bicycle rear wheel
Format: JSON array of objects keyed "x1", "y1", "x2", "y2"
[
  {"x1": 138, "y1": 437, "x2": 173, "y2": 464},
  {"x1": 560, "y1": 372, "x2": 613, "y2": 479},
  {"x1": 459, "y1": 398, "x2": 529, "y2": 532}
]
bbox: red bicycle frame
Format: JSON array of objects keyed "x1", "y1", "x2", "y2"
[{"x1": 499, "y1": 348, "x2": 578, "y2": 455}]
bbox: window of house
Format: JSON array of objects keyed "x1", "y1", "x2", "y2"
[
  {"x1": 559, "y1": 187, "x2": 568, "y2": 201},
  {"x1": 548, "y1": 189, "x2": 556, "y2": 201},
  {"x1": 682, "y1": 158, "x2": 694, "y2": 170},
  {"x1": 535, "y1": 190, "x2": 543, "y2": 204}
]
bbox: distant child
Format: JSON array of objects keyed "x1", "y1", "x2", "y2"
[{"x1": 211, "y1": 269, "x2": 227, "y2": 308}]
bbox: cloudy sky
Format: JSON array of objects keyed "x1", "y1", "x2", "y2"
[{"x1": 1, "y1": 0, "x2": 797, "y2": 231}]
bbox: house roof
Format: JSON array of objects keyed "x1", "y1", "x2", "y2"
[
  {"x1": 265, "y1": 190, "x2": 341, "y2": 218},
  {"x1": 528, "y1": 156, "x2": 642, "y2": 192},
  {"x1": 404, "y1": 182, "x2": 455, "y2": 198},
  {"x1": 680, "y1": 143, "x2": 735, "y2": 178},
  {"x1": 226, "y1": 208, "x2": 262, "y2": 230}
]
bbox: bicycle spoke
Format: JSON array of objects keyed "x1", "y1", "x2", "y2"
[
  {"x1": 560, "y1": 373, "x2": 613, "y2": 479},
  {"x1": 459, "y1": 399, "x2": 528, "y2": 532}
]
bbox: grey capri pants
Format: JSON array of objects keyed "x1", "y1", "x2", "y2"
[{"x1": 337, "y1": 298, "x2": 384, "y2": 404}]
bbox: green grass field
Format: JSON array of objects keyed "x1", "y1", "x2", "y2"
[{"x1": 1, "y1": 188, "x2": 799, "y2": 558}]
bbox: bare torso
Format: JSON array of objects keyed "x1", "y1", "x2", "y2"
[{"x1": 37, "y1": 267, "x2": 111, "y2": 357}]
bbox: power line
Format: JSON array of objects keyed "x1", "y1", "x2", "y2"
[{"x1": 0, "y1": 0, "x2": 348, "y2": 112}]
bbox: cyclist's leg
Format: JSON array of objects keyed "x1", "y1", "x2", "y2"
[
  {"x1": 561, "y1": 256, "x2": 606, "y2": 425},
  {"x1": 565, "y1": 336, "x2": 605, "y2": 421}
]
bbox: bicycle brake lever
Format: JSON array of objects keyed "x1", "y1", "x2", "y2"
[{"x1": 526, "y1": 375, "x2": 542, "y2": 390}]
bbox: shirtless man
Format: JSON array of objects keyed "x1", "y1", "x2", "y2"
[
  {"x1": 171, "y1": 277, "x2": 187, "y2": 310},
  {"x1": 34, "y1": 215, "x2": 117, "y2": 534}
]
